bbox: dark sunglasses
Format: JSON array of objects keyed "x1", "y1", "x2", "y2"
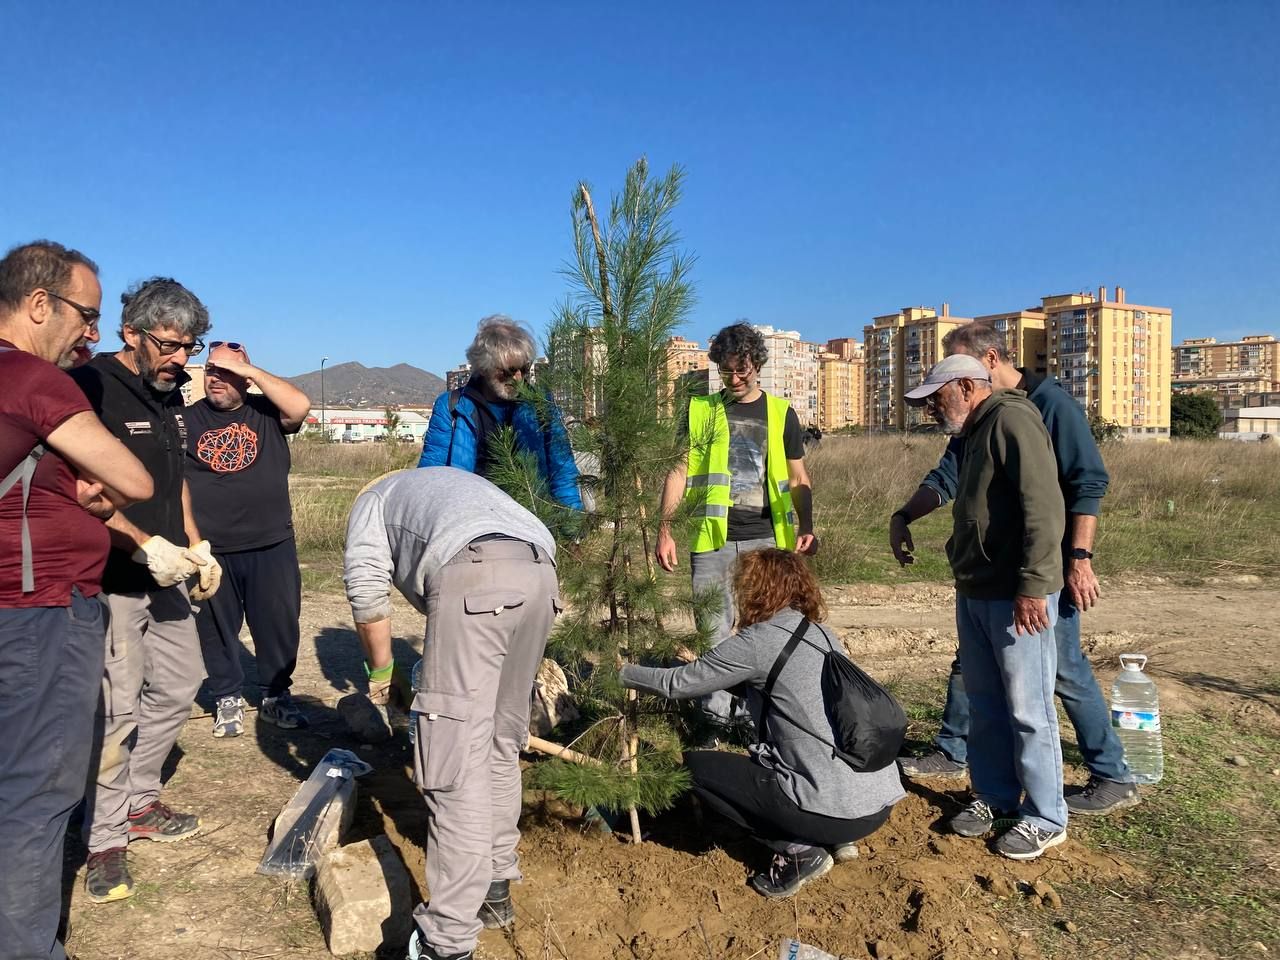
[
  {"x1": 209, "y1": 341, "x2": 244, "y2": 351},
  {"x1": 45, "y1": 290, "x2": 101, "y2": 329},
  {"x1": 143, "y1": 330, "x2": 205, "y2": 357},
  {"x1": 497, "y1": 364, "x2": 531, "y2": 380}
]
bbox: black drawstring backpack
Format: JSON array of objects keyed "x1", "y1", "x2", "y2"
[{"x1": 760, "y1": 616, "x2": 907, "y2": 773}]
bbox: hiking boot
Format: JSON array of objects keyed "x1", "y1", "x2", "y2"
[
  {"x1": 749, "y1": 848, "x2": 834, "y2": 899},
  {"x1": 830, "y1": 842, "x2": 860, "y2": 863},
  {"x1": 128, "y1": 800, "x2": 200, "y2": 842},
  {"x1": 994, "y1": 820, "x2": 1067, "y2": 861},
  {"x1": 85, "y1": 847, "x2": 134, "y2": 903},
  {"x1": 407, "y1": 929, "x2": 472, "y2": 960},
  {"x1": 898, "y1": 750, "x2": 968, "y2": 780},
  {"x1": 212, "y1": 695, "x2": 244, "y2": 738},
  {"x1": 1065, "y1": 776, "x2": 1141, "y2": 816},
  {"x1": 260, "y1": 691, "x2": 308, "y2": 729},
  {"x1": 949, "y1": 799, "x2": 1017, "y2": 838},
  {"x1": 478, "y1": 879, "x2": 514, "y2": 929}
]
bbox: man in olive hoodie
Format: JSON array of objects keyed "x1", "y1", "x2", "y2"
[{"x1": 904, "y1": 354, "x2": 1068, "y2": 861}]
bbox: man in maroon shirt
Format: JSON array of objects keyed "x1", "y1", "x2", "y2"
[{"x1": 0, "y1": 240, "x2": 152, "y2": 960}]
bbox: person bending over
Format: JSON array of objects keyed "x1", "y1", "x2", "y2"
[{"x1": 621, "y1": 548, "x2": 904, "y2": 899}]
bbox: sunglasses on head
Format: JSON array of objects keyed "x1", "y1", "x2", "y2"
[{"x1": 209, "y1": 341, "x2": 244, "y2": 351}]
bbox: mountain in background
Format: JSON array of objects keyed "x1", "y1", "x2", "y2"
[{"x1": 288, "y1": 362, "x2": 446, "y2": 408}]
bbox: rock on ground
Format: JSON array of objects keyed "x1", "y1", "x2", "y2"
[{"x1": 315, "y1": 835, "x2": 414, "y2": 956}]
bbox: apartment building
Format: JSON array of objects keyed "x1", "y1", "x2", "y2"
[
  {"x1": 445, "y1": 363, "x2": 471, "y2": 391},
  {"x1": 1171, "y1": 335, "x2": 1280, "y2": 409},
  {"x1": 660, "y1": 335, "x2": 710, "y2": 412},
  {"x1": 817, "y1": 346, "x2": 865, "y2": 430},
  {"x1": 863, "y1": 305, "x2": 970, "y2": 430},
  {"x1": 1043, "y1": 286, "x2": 1172, "y2": 439},
  {"x1": 972, "y1": 309, "x2": 1048, "y2": 375}
]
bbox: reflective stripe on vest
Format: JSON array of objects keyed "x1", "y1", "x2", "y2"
[{"x1": 685, "y1": 392, "x2": 797, "y2": 553}]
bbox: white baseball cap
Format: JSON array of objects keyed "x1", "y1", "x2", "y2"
[{"x1": 903, "y1": 354, "x2": 991, "y2": 406}]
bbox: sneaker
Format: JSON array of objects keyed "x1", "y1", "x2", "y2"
[
  {"x1": 1065, "y1": 776, "x2": 1141, "y2": 816},
  {"x1": 128, "y1": 800, "x2": 200, "y2": 842},
  {"x1": 898, "y1": 750, "x2": 968, "y2": 780},
  {"x1": 212, "y1": 695, "x2": 244, "y2": 738},
  {"x1": 749, "y1": 848, "x2": 834, "y2": 899},
  {"x1": 949, "y1": 799, "x2": 1018, "y2": 839},
  {"x1": 260, "y1": 691, "x2": 308, "y2": 729},
  {"x1": 994, "y1": 820, "x2": 1067, "y2": 861},
  {"x1": 478, "y1": 879, "x2": 514, "y2": 929},
  {"x1": 407, "y1": 929, "x2": 472, "y2": 960},
  {"x1": 830, "y1": 842, "x2": 860, "y2": 863},
  {"x1": 85, "y1": 847, "x2": 134, "y2": 903}
]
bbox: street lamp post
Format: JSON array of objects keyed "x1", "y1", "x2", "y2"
[{"x1": 320, "y1": 356, "x2": 329, "y2": 442}]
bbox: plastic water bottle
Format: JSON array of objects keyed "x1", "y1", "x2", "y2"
[
  {"x1": 1111, "y1": 654, "x2": 1163, "y2": 784},
  {"x1": 407, "y1": 658, "x2": 422, "y2": 745}
]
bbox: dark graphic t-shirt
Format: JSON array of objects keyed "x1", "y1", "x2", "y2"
[
  {"x1": 722, "y1": 394, "x2": 804, "y2": 541},
  {"x1": 184, "y1": 396, "x2": 293, "y2": 552}
]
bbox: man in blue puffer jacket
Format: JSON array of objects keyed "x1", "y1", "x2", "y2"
[{"x1": 419, "y1": 315, "x2": 583, "y2": 511}]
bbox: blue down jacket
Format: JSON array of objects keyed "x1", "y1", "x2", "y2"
[{"x1": 417, "y1": 384, "x2": 583, "y2": 510}]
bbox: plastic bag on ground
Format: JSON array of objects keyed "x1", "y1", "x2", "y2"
[{"x1": 258, "y1": 749, "x2": 373, "y2": 879}]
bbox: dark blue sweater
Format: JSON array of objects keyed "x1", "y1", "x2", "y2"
[{"x1": 922, "y1": 371, "x2": 1109, "y2": 518}]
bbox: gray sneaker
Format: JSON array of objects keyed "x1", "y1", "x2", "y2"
[
  {"x1": 994, "y1": 820, "x2": 1067, "y2": 860},
  {"x1": 949, "y1": 799, "x2": 1018, "y2": 838},
  {"x1": 898, "y1": 750, "x2": 968, "y2": 780},
  {"x1": 212, "y1": 696, "x2": 244, "y2": 738},
  {"x1": 1065, "y1": 776, "x2": 1141, "y2": 816},
  {"x1": 260, "y1": 691, "x2": 308, "y2": 729}
]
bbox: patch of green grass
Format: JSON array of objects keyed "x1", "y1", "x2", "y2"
[{"x1": 1073, "y1": 713, "x2": 1280, "y2": 949}]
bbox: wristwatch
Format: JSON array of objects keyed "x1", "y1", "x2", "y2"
[{"x1": 1068, "y1": 548, "x2": 1094, "y2": 560}]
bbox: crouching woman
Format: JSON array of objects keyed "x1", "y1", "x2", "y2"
[{"x1": 620, "y1": 548, "x2": 905, "y2": 899}]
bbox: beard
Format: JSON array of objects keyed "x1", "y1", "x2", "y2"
[
  {"x1": 138, "y1": 347, "x2": 182, "y2": 393},
  {"x1": 940, "y1": 416, "x2": 966, "y2": 435}
]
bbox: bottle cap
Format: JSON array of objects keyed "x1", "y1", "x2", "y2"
[{"x1": 1119, "y1": 653, "x2": 1148, "y2": 671}]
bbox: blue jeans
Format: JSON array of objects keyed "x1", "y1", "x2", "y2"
[
  {"x1": 956, "y1": 593, "x2": 1068, "y2": 834},
  {"x1": 0, "y1": 590, "x2": 106, "y2": 960},
  {"x1": 935, "y1": 594, "x2": 1131, "y2": 782},
  {"x1": 689, "y1": 538, "x2": 775, "y2": 725}
]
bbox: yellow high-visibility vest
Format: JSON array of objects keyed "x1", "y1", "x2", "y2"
[{"x1": 685, "y1": 391, "x2": 797, "y2": 553}]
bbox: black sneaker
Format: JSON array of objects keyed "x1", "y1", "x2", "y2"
[
  {"x1": 1065, "y1": 776, "x2": 1141, "y2": 816},
  {"x1": 749, "y1": 849, "x2": 834, "y2": 899},
  {"x1": 478, "y1": 879, "x2": 514, "y2": 929},
  {"x1": 85, "y1": 847, "x2": 134, "y2": 903},
  {"x1": 994, "y1": 820, "x2": 1067, "y2": 860},
  {"x1": 949, "y1": 799, "x2": 1018, "y2": 838},
  {"x1": 128, "y1": 800, "x2": 200, "y2": 842},
  {"x1": 407, "y1": 929, "x2": 472, "y2": 960},
  {"x1": 898, "y1": 750, "x2": 968, "y2": 780}
]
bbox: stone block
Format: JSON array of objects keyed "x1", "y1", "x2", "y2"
[
  {"x1": 315, "y1": 836, "x2": 414, "y2": 956},
  {"x1": 529, "y1": 657, "x2": 578, "y2": 737}
]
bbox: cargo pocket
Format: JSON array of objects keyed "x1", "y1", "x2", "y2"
[
  {"x1": 412, "y1": 690, "x2": 473, "y2": 791},
  {"x1": 464, "y1": 591, "x2": 525, "y2": 616}
]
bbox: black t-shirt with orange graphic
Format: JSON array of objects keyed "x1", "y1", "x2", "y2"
[{"x1": 184, "y1": 395, "x2": 293, "y2": 552}]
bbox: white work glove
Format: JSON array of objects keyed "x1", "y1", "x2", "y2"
[
  {"x1": 131, "y1": 536, "x2": 203, "y2": 588},
  {"x1": 188, "y1": 540, "x2": 223, "y2": 601}
]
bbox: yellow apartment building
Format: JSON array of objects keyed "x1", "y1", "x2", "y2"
[
  {"x1": 1171, "y1": 335, "x2": 1280, "y2": 408},
  {"x1": 1043, "y1": 286, "x2": 1172, "y2": 439},
  {"x1": 817, "y1": 350, "x2": 864, "y2": 430},
  {"x1": 863, "y1": 304, "x2": 970, "y2": 430},
  {"x1": 972, "y1": 309, "x2": 1048, "y2": 375}
]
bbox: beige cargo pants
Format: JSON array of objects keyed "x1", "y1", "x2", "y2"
[{"x1": 411, "y1": 536, "x2": 558, "y2": 956}]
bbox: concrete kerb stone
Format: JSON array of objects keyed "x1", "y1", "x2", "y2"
[{"x1": 314, "y1": 835, "x2": 414, "y2": 956}]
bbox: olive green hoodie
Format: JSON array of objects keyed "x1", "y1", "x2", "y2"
[{"x1": 945, "y1": 389, "x2": 1065, "y2": 600}]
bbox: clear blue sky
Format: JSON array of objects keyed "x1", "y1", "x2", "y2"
[{"x1": 3, "y1": 1, "x2": 1277, "y2": 378}]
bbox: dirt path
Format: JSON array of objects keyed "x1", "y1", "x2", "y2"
[{"x1": 64, "y1": 581, "x2": 1280, "y2": 960}]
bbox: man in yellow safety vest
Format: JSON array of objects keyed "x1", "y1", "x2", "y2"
[{"x1": 655, "y1": 322, "x2": 818, "y2": 735}]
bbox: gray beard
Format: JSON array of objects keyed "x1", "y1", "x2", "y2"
[{"x1": 137, "y1": 350, "x2": 180, "y2": 393}]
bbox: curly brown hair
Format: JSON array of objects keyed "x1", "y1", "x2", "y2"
[{"x1": 733, "y1": 548, "x2": 827, "y2": 628}]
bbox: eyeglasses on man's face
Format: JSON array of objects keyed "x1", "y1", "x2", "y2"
[
  {"x1": 496, "y1": 364, "x2": 531, "y2": 381},
  {"x1": 143, "y1": 330, "x2": 205, "y2": 357},
  {"x1": 718, "y1": 363, "x2": 755, "y2": 382},
  {"x1": 45, "y1": 290, "x2": 101, "y2": 331}
]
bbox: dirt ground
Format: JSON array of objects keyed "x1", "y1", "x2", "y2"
[{"x1": 63, "y1": 578, "x2": 1280, "y2": 960}]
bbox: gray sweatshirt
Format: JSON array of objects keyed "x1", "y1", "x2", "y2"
[
  {"x1": 343, "y1": 467, "x2": 556, "y2": 623},
  {"x1": 621, "y1": 608, "x2": 905, "y2": 821}
]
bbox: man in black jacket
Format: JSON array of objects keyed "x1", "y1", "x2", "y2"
[{"x1": 71, "y1": 277, "x2": 221, "y2": 905}]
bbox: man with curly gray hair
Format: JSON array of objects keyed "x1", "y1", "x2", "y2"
[
  {"x1": 655, "y1": 321, "x2": 818, "y2": 740},
  {"x1": 71, "y1": 277, "x2": 222, "y2": 905},
  {"x1": 418, "y1": 315, "x2": 582, "y2": 510}
]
